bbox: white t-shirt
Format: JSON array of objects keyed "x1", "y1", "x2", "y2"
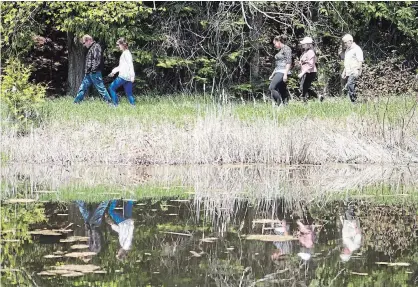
[
  {"x1": 344, "y1": 43, "x2": 364, "y2": 76},
  {"x1": 342, "y1": 219, "x2": 362, "y2": 252},
  {"x1": 111, "y1": 219, "x2": 134, "y2": 250},
  {"x1": 112, "y1": 50, "x2": 135, "y2": 82}
]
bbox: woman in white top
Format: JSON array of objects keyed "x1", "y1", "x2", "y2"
[{"x1": 108, "y1": 38, "x2": 135, "y2": 105}]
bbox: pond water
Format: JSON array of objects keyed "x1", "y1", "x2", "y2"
[{"x1": 1, "y1": 164, "x2": 417, "y2": 286}]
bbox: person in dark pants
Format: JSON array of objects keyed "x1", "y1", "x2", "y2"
[
  {"x1": 106, "y1": 200, "x2": 135, "y2": 261},
  {"x1": 298, "y1": 37, "x2": 317, "y2": 102},
  {"x1": 340, "y1": 34, "x2": 364, "y2": 103},
  {"x1": 269, "y1": 35, "x2": 292, "y2": 106},
  {"x1": 74, "y1": 35, "x2": 113, "y2": 104},
  {"x1": 75, "y1": 200, "x2": 109, "y2": 254}
]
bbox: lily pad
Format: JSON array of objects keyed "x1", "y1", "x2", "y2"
[
  {"x1": 351, "y1": 272, "x2": 368, "y2": 276},
  {"x1": 61, "y1": 272, "x2": 84, "y2": 277},
  {"x1": 70, "y1": 244, "x2": 89, "y2": 250},
  {"x1": 60, "y1": 236, "x2": 89, "y2": 243},
  {"x1": 64, "y1": 252, "x2": 97, "y2": 258},
  {"x1": 5, "y1": 198, "x2": 36, "y2": 204},
  {"x1": 388, "y1": 262, "x2": 410, "y2": 267},
  {"x1": 244, "y1": 235, "x2": 297, "y2": 242},
  {"x1": 375, "y1": 262, "x2": 410, "y2": 267},
  {"x1": 29, "y1": 230, "x2": 62, "y2": 236},
  {"x1": 55, "y1": 264, "x2": 100, "y2": 273},
  {"x1": 200, "y1": 237, "x2": 218, "y2": 243},
  {"x1": 37, "y1": 271, "x2": 55, "y2": 276}
]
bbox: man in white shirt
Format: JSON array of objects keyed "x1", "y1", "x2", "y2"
[
  {"x1": 106, "y1": 200, "x2": 135, "y2": 260},
  {"x1": 341, "y1": 34, "x2": 364, "y2": 103}
]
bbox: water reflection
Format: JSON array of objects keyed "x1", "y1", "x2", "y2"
[
  {"x1": 76, "y1": 200, "x2": 109, "y2": 254},
  {"x1": 106, "y1": 200, "x2": 135, "y2": 261},
  {"x1": 1, "y1": 197, "x2": 416, "y2": 286},
  {"x1": 339, "y1": 205, "x2": 362, "y2": 262}
]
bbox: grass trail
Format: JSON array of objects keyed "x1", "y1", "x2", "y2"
[{"x1": 41, "y1": 94, "x2": 418, "y2": 125}]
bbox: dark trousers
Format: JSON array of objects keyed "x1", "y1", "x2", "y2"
[
  {"x1": 75, "y1": 200, "x2": 109, "y2": 253},
  {"x1": 269, "y1": 72, "x2": 289, "y2": 105},
  {"x1": 76, "y1": 200, "x2": 109, "y2": 228},
  {"x1": 346, "y1": 75, "x2": 358, "y2": 102},
  {"x1": 300, "y1": 72, "x2": 317, "y2": 101}
]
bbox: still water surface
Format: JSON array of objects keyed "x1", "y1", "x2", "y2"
[{"x1": 1, "y1": 164, "x2": 417, "y2": 286}]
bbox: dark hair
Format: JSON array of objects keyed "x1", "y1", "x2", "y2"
[{"x1": 274, "y1": 35, "x2": 287, "y2": 43}]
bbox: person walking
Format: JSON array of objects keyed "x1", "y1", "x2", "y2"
[
  {"x1": 298, "y1": 37, "x2": 317, "y2": 102},
  {"x1": 108, "y1": 38, "x2": 136, "y2": 106},
  {"x1": 74, "y1": 35, "x2": 112, "y2": 104},
  {"x1": 341, "y1": 34, "x2": 364, "y2": 103},
  {"x1": 269, "y1": 35, "x2": 292, "y2": 106}
]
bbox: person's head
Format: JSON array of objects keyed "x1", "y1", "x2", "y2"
[
  {"x1": 271, "y1": 250, "x2": 282, "y2": 261},
  {"x1": 273, "y1": 35, "x2": 287, "y2": 49},
  {"x1": 342, "y1": 34, "x2": 354, "y2": 49},
  {"x1": 116, "y1": 38, "x2": 129, "y2": 51},
  {"x1": 340, "y1": 247, "x2": 352, "y2": 262},
  {"x1": 300, "y1": 36, "x2": 314, "y2": 51},
  {"x1": 297, "y1": 252, "x2": 312, "y2": 261},
  {"x1": 116, "y1": 248, "x2": 129, "y2": 261},
  {"x1": 82, "y1": 35, "x2": 94, "y2": 48}
]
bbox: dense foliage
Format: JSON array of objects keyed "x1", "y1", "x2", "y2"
[{"x1": 1, "y1": 1, "x2": 417, "y2": 98}]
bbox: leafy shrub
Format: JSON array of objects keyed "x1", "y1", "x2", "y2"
[{"x1": 1, "y1": 59, "x2": 47, "y2": 131}]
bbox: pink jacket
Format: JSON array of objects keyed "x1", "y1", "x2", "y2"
[{"x1": 300, "y1": 49, "x2": 317, "y2": 73}]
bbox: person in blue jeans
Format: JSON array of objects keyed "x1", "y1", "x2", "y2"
[
  {"x1": 75, "y1": 200, "x2": 109, "y2": 254},
  {"x1": 74, "y1": 35, "x2": 113, "y2": 104},
  {"x1": 106, "y1": 200, "x2": 135, "y2": 260},
  {"x1": 108, "y1": 38, "x2": 135, "y2": 106}
]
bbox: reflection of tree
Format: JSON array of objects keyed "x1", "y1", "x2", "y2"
[
  {"x1": 360, "y1": 204, "x2": 417, "y2": 257},
  {"x1": 1, "y1": 203, "x2": 45, "y2": 285}
]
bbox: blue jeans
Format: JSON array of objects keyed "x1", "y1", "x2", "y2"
[
  {"x1": 74, "y1": 72, "x2": 112, "y2": 103},
  {"x1": 75, "y1": 200, "x2": 109, "y2": 228},
  {"x1": 109, "y1": 77, "x2": 135, "y2": 105},
  {"x1": 108, "y1": 200, "x2": 134, "y2": 224}
]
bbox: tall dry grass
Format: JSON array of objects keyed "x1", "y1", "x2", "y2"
[{"x1": 1, "y1": 95, "x2": 418, "y2": 165}]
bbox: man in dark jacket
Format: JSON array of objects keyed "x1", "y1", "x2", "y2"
[{"x1": 74, "y1": 35, "x2": 113, "y2": 104}]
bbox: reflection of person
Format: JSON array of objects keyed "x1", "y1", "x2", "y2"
[
  {"x1": 75, "y1": 200, "x2": 109, "y2": 254},
  {"x1": 340, "y1": 34, "x2": 364, "y2": 103},
  {"x1": 269, "y1": 35, "x2": 292, "y2": 106},
  {"x1": 298, "y1": 37, "x2": 317, "y2": 102},
  {"x1": 271, "y1": 220, "x2": 293, "y2": 260},
  {"x1": 106, "y1": 200, "x2": 135, "y2": 260},
  {"x1": 73, "y1": 35, "x2": 113, "y2": 104},
  {"x1": 340, "y1": 206, "x2": 362, "y2": 262},
  {"x1": 108, "y1": 38, "x2": 136, "y2": 106},
  {"x1": 296, "y1": 220, "x2": 315, "y2": 261}
]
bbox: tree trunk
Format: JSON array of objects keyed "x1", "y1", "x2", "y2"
[
  {"x1": 249, "y1": 11, "x2": 262, "y2": 81},
  {"x1": 67, "y1": 32, "x2": 85, "y2": 96}
]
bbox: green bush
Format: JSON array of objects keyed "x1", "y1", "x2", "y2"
[{"x1": 0, "y1": 59, "x2": 46, "y2": 131}]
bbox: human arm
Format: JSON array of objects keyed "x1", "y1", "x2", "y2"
[
  {"x1": 298, "y1": 50, "x2": 315, "y2": 78},
  {"x1": 126, "y1": 51, "x2": 135, "y2": 82},
  {"x1": 283, "y1": 46, "x2": 292, "y2": 82}
]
